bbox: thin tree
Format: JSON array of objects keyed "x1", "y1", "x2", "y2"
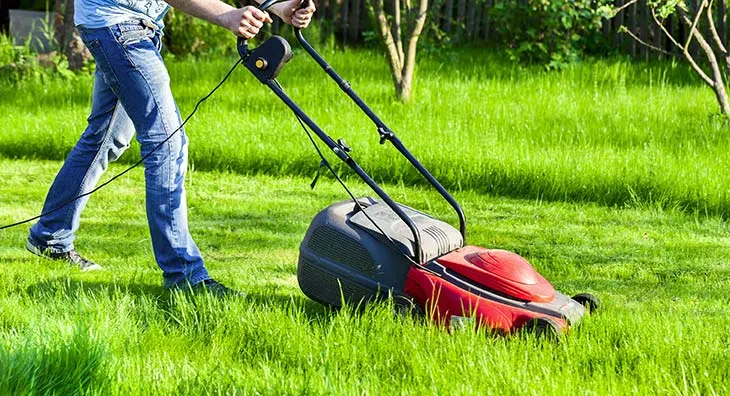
[
  {"x1": 617, "y1": 0, "x2": 730, "y2": 115},
  {"x1": 369, "y1": 0, "x2": 429, "y2": 101}
]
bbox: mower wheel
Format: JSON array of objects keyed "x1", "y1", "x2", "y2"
[
  {"x1": 572, "y1": 293, "x2": 601, "y2": 313},
  {"x1": 393, "y1": 295, "x2": 424, "y2": 319},
  {"x1": 521, "y1": 317, "x2": 562, "y2": 341}
]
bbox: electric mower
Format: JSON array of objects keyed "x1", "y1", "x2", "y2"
[{"x1": 240, "y1": 0, "x2": 599, "y2": 337}]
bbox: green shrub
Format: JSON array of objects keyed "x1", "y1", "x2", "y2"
[
  {"x1": 0, "y1": 33, "x2": 84, "y2": 83},
  {"x1": 163, "y1": 8, "x2": 239, "y2": 57},
  {"x1": 490, "y1": 0, "x2": 611, "y2": 68}
]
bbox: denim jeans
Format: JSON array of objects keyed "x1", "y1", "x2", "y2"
[{"x1": 29, "y1": 20, "x2": 210, "y2": 288}]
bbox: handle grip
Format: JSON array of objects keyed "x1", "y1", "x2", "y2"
[{"x1": 237, "y1": 0, "x2": 281, "y2": 58}]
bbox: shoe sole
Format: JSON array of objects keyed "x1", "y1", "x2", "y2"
[{"x1": 25, "y1": 240, "x2": 103, "y2": 272}]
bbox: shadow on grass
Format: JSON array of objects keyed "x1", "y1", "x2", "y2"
[{"x1": 23, "y1": 278, "x2": 337, "y2": 325}]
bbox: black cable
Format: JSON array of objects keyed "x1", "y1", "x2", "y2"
[{"x1": 0, "y1": 58, "x2": 243, "y2": 231}]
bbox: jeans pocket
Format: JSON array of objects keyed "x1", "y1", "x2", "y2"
[
  {"x1": 85, "y1": 38, "x2": 101, "y2": 51},
  {"x1": 115, "y1": 24, "x2": 154, "y2": 47}
]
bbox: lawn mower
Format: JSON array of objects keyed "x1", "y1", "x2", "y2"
[{"x1": 240, "y1": 0, "x2": 599, "y2": 338}]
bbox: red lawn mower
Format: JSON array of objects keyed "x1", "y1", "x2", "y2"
[{"x1": 241, "y1": 0, "x2": 599, "y2": 338}]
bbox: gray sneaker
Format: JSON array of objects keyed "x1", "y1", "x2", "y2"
[{"x1": 26, "y1": 238, "x2": 103, "y2": 271}]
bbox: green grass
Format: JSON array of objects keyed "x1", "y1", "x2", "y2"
[
  {"x1": 0, "y1": 159, "x2": 729, "y2": 394},
  {"x1": 1, "y1": 48, "x2": 729, "y2": 215},
  {"x1": 1, "y1": 48, "x2": 730, "y2": 393}
]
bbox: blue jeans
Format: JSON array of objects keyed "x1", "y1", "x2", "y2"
[{"x1": 29, "y1": 20, "x2": 210, "y2": 288}]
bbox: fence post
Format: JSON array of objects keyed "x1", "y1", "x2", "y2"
[
  {"x1": 630, "y1": 0, "x2": 637, "y2": 56},
  {"x1": 456, "y1": 0, "x2": 466, "y2": 39},
  {"x1": 340, "y1": 0, "x2": 349, "y2": 45},
  {"x1": 615, "y1": 0, "x2": 625, "y2": 48},
  {"x1": 482, "y1": 0, "x2": 490, "y2": 41},
  {"x1": 444, "y1": 0, "x2": 453, "y2": 33},
  {"x1": 349, "y1": 0, "x2": 361, "y2": 42},
  {"x1": 640, "y1": 0, "x2": 649, "y2": 59},
  {"x1": 466, "y1": 0, "x2": 476, "y2": 39}
]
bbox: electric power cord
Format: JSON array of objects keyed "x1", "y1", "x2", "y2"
[
  {"x1": 271, "y1": 79, "x2": 426, "y2": 268},
  {"x1": 0, "y1": 58, "x2": 243, "y2": 231}
]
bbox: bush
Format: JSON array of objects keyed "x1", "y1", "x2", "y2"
[
  {"x1": 490, "y1": 0, "x2": 611, "y2": 68},
  {"x1": 163, "y1": 8, "x2": 239, "y2": 57},
  {"x1": 0, "y1": 34, "x2": 81, "y2": 83}
]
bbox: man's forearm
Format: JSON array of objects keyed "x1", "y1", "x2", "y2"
[{"x1": 164, "y1": 0, "x2": 263, "y2": 31}]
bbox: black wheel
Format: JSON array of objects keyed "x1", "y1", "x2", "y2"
[
  {"x1": 521, "y1": 317, "x2": 562, "y2": 341},
  {"x1": 392, "y1": 295, "x2": 424, "y2": 319},
  {"x1": 572, "y1": 293, "x2": 601, "y2": 313}
]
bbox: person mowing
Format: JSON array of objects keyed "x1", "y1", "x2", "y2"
[{"x1": 25, "y1": 0, "x2": 315, "y2": 295}]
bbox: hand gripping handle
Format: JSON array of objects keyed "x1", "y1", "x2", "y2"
[{"x1": 237, "y1": 0, "x2": 282, "y2": 59}]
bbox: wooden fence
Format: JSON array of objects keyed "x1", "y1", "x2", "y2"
[
  {"x1": 304, "y1": 0, "x2": 729, "y2": 59},
  {"x1": 605, "y1": 0, "x2": 728, "y2": 59},
  {"x1": 3, "y1": 0, "x2": 728, "y2": 60}
]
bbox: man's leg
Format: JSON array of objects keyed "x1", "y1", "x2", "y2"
[
  {"x1": 29, "y1": 69, "x2": 135, "y2": 262},
  {"x1": 77, "y1": 22, "x2": 209, "y2": 288}
]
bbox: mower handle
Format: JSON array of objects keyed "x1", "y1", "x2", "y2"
[
  {"x1": 292, "y1": 27, "x2": 468, "y2": 242},
  {"x1": 238, "y1": 0, "x2": 312, "y2": 59},
  {"x1": 237, "y1": 0, "x2": 282, "y2": 59}
]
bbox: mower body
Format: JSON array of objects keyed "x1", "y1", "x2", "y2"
[
  {"x1": 298, "y1": 197, "x2": 587, "y2": 335},
  {"x1": 298, "y1": 197, "x2": 462, "y2": 307}
]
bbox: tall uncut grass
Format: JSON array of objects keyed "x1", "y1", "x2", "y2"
[{"x1": 1, "y1": 48, "x2": 728, "y2": 215}]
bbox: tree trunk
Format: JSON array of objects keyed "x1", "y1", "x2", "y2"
[
  {"x1": 372, "y1": 0, "x2": 403, "y2": 88},
  {"x1": 679, "y1": 6, "x2": 730, "y2": 116},
  {"x1": 54, "y1": 0, "x2": 90, "y2": 70},
  {"x1": 692, "y1": 17, "x2": 730, "y2": 115},
  {"x1": 369, "y1": 0, "x2": 428, "y2": 101},
  {"x1": 399, "y1": 0, "x2": 428, "y2": 101}
]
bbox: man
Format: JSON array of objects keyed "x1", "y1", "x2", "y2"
[{"x1": 25, "y1": 0, "x2": 315, "y2": 294}]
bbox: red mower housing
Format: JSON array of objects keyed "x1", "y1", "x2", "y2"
[{"x1": 403, "y1": 246, "x2": 591, "y2": 335}]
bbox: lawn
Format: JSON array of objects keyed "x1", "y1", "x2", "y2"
[
  {"x1": 0, "y1": 46, "x2": 729, "y2": 394},
  {"x1": 0, "y1": 159, "x2": 728, "y2": 394},
  {"x1": 1, "y1": 47, "x2": 729, "y2": 214}
]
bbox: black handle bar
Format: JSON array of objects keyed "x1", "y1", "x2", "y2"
[
  {"x1": 238, "y1": 0, "x2": 312, "y2": 59},
  {"x1": 292, "y1": 28, "x2": 468, "y2": 241},
  {"x1": 237, "y1": 0, "x2": 282, "y2": 58}
]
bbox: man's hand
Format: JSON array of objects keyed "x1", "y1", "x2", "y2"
[
  {"x1": 164, "y1": 0, "x2": 313, "y2": 39},
  {"x1": 270, "y1": 0, "x2": 316, "y2": 29},
  {"x1": 222, "y1": 6, "x2": 273, "y2": 38}
]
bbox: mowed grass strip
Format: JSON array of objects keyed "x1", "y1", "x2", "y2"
[
  {"x1": 1, "y1": 49, "x2": 729, "y2": 215},
  {"x1": 0, "y1": 159, "x2": 728, "y2": 394}
]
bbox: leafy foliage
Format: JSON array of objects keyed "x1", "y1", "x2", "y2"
[
  {"x1": 0, "y1": 33, "x2": 82, "y2": 83},
  {"x1": 163, "y1": 8, "x2": 238, "y2": 57},
  {"x1": 490, "y1": 0, "x2": 612, "y2": 68}
]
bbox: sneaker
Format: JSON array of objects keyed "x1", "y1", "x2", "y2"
[
  {"x1": 188, "y1": 279, "x2": 246, "y2": 297},
  {"x1": 26, "y1": 238, "x2": 103, "y2": 272}
]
